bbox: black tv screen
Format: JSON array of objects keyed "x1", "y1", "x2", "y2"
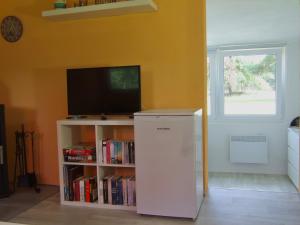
[{"x1": 67, "y1": 65, "x2": 141, "y2": 115}]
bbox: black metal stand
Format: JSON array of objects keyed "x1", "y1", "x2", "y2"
[{"x1": 13, "y1": 125, "x2": 40, "y2": 193}]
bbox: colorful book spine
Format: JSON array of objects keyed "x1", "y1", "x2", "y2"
[
  {"x1": 85, "y1": 178, "x2": 90, "y2": 202},
  {"x1": 99, "y1": 179, "x2": 104, "y2": 204},
  {"x1": 102, "y1": 140, "x2": 107, "y2": 164},
  {"x1": 117, "y1": 177, "x2": 123, "y2": 205},
  {"x1": 80, "y1": 179, "x2": 85, "y2": 202},
  {"x1": 103, "y1": 177, "x2": 108, "y2": 204},
  {"x1": 111, "y1": 142, "x2": 115, "y2": 164},
  {"x1": 111, "y1": 177, "x2": 117, "y2": 205},
  {"x1": 106, "y1": 141, "x2": 111, "y2": 164},
  {"x1": 108, "y1": 176, "x2": 112, "y2": 204},
  {"x1": 90, "y1": 176, "x2": 98, "y2": 202},
  {"x1": 122, "y1": 177, "x2": 127, "y2": 205}
]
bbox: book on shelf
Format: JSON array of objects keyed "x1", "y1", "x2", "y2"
[
  {"x1": 63, "y1": 165, "x2": 98, "y2": 203},
  {"x1": 63, "y1": 145, "x2": 96, "y2": 163},
  {"x1": 100, "y1": 139, "x2": 135, "y2": 165},
  {"x1": 101, "y1": 175, "x2": 136, "y2": 206},
  {"x1": 63, "y1": 165, "x2": 84, "y2": 201}
]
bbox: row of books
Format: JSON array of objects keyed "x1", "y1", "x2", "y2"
[
  {"x1": 100, "y1": 140, "x2": 135, "y2": 165},
  {"x1": 63, "y1": 165, "x2": 98, "y2": 202},
  {"x1": 63, "y1": 145, "x2": 96, "y2": 163},
  {"x1": 72, "y1": 176, "x2": 98, "y2": 202},
  {"x1": 99, "y1": 176, "x2": 136, "y2": 206}
]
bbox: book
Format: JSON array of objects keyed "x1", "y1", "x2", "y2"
[
  {"x1": 63, "y1": 149, "x2": 95, "y2": 156},
  {"x1": 65, "y1": 166, "x2": 84, "y2": 201},
  {"x1": 111, "y1": 176, "x2": 118, "y2": 205},
  {"x1": 65, "y1": 155, "x2": 96, "y2": 163},
  {"x1": 106, "y1": 141, "x2": 111, "y2": 164},
  {"x1": 103, "y1": 177, "x2": 108, "y2": 204},
  {"x1": 121, "y1": 142, "x2": 125, "y2": 165},
  {"x1": 73, "y1": 176, "x2": 83, "y2": 201},
  {"x1": 116, "y1": 177, "x2": 123, "y2": 205},
  {"x1": 108, "y1": 176, "x2": 112, "y2": 204},
  {"x1": 85, "y1": 178, "x2": 90, "y2": 202},
  {"x1": 117, "y1": 142, "x2": 122, "y2": 164},
  {"x1": 99, "y1": 179, "x2": 104, "y2": 204},
  {"x1": 102, "y1": 139, "x2": 107, "y2": 164},
  {"x1": 110, "y1": 141, "x2": 115, "y2": 164},
  {"x1": 90, "y1": 176, "x2": 98, "y2": 202},
  {"x1": 127, "y1": 142, "x2": 132, "y2": 163},
  {"x1": 124, "y1": 142, "x2": 129, "y2": 164},
  {"x1": 132, "y1": 177, "x2": 136, "y2": 206},
  {"x1": 122, "y1": 177, "x2": 127, "y2": 205},
  {"x1": 131, "y1": 142, "x2": 135, "y2": 164},
  {"x1": 80, "y1": 179, "x2": 85, "y2": 202}
]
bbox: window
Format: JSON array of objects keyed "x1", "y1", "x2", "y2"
[
  {"x1": 208, "y1": 46, "x2": 284, "y2": 120},
  {"x1": 207, "y1": 56, "x2": 211, "y2": 115},
  {"x1": 207, "y1": 53, "x2": 216, "y2": 117}
]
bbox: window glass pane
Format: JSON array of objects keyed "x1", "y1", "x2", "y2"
[
  {"x1": 224, "y1": 54, "x2": 276, "y2": 115},
  {"x1": 207, "y1": 57, "x2": 211, "y2": 115}
]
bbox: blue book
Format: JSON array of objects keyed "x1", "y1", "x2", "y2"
[
  {"x1": 111, "y1": 177, "x2": 117, "y2": 205},
  {"x1": 117, "y1": 177, "x2": 123, "y2": 205}
]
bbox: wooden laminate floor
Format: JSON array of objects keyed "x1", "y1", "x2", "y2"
[
  {"x1": 209, "y1": 172, "x2": 298, "y2": 193},
  {"x1": 0, "y1": 185, "x2": 59, "y2": 221},
  {"x1": 7, "y1": 188, "x2": 300, "y2": 225}
]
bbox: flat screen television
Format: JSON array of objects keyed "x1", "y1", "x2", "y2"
[{"x1": 67, "y1": 65, "x2": 141, "y2": 116}]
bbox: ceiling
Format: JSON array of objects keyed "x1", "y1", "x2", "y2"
[{"x1": 206, "y1": 0, "x2": 300, "y2": 46}]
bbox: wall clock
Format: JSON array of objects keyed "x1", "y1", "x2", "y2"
[{"x1": 1, "y1": 16, "x2": 23, "y2": 43}]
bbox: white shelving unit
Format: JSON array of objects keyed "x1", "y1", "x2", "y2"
[
  {"x1": 57, "y1": 118, "x2": 136, "y2": 211},
  {"x1": 288, "y1": 127, "x2": 300, "y2": 191},
  {"x1": 42, "y1": 0, "x2": 158, "y2": 20}
]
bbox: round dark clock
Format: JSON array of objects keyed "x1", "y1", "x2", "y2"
[{"x1": 1, "y1": 16, "x2": 23, "y2": 43}]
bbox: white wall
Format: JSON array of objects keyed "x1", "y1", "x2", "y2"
[{"x1": 208, "y1": 39, "x2": 300, "y2": 175}]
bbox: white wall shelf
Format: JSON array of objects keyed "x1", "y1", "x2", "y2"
[{"x1": 42, "y1": 0, "x2": 158, "y2": 21}]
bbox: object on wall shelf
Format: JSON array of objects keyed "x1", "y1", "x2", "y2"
[
  {"x1": 54, "y1": 0, "x2": 67, "y2": 9},
  {"x1": 42, "y1": 0, "x2": 157, "y2": 20}
]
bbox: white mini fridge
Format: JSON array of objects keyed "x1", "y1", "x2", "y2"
[{"x1": 134, "y1": 109, "x2": 203, "y2": 219}]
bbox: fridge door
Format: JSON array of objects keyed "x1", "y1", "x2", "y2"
[{"x1": 134, "y1": 115, "x2": 197, "y2": 218}]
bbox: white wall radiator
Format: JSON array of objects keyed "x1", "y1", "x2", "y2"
[{"x1": 229, "y1": 135, "x2": 268, "y2": 164}]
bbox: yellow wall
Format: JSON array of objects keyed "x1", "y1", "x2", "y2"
[{"x1": 0, "y1": 0, "x2": 207, "y2": 185}]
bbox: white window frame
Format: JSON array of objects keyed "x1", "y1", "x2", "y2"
[
  {"x1": 207, "y1": 51, "x2": 217, "y2": 119},
  {"x1": 208, "y1": 46, "x2": 286, "y2": 122}
]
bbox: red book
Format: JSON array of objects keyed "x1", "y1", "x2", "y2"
[
  {"x1": 75, "y1": 180, "x2": 80, "y2": 201},
  {"x1": 64, "y1": 149, "x2": 95, "y2": 156},
  {"x1": 106, "y1": 140, "x2": 111, "y2": 164},
  {"x1": 85, "y1": 178, "x2": 90, "y2": 202}
]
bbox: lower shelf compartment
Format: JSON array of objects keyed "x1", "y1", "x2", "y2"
[{"x1": 61, "y1": 200, "x2": 136, "y2": 211}]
